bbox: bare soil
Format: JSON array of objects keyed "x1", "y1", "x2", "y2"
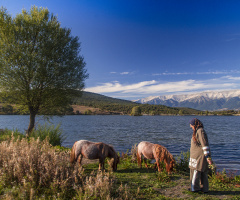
[
  {"x1": 156, "y1": 176, "x2": 240, "y2": 199},
  {"x1": 72, "y1": 105, "x2": 122, "y2": 115}
]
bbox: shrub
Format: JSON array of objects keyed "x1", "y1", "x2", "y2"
[
  {"x1": 84, "y1": 109, "x2": 92, "y2": 115},
  {"x1": 130, "y1": 106, "x2": 142, "y2": 116},
  {"x1": 175, "y1": 151, "x2": 190, "y2": 174},
  {"x1": 31, "y1": 123, "x2": 65, "y2": 146},
  {"x1": 210, "y1": 170, "x2": 235, "y2": 190},
  {"x1": 0, "y1": 128, "x2": 24, "y2": 142}
]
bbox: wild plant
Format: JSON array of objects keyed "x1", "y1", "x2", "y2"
[
  {"x1": 175, "y1": 151, "x2": 190, "y2": 174},
  {"x1": 0, "y1": 135, "x2": 83, "y2": 199},
  {"x1": 0, "y1": 128, "x2": 24, "y2": 142},
  {"x1": 0, "y1": 135, "x2": 130, "y2": 199},
  {"x1": 209, "y1": 169, "x2": 237, "y2": 190},
  {"x1": 156, "y1": 170, "x2": 171, "y2": 183},
  {"x1": 31, "y1": 123, "x2": 65, "y2": 146},
  {"x1": 130, "y1": 143, "x2": 138, "y2": 162}
]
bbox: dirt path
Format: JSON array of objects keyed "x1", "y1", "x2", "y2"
[{"x1": 156, "y1": 176, "x2": 239, "y2": 199}]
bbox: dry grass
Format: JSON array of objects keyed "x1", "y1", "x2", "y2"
[{"x1": 0, "y1": 135, "x2": 129, "y2": 199}]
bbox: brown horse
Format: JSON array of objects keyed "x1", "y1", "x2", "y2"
[
  {"x1": 70, "y1": 140, "x2": 119, "y2": 171},
  {"x1": 137, "y1": 141, "x2": 175, "y2": 173}
]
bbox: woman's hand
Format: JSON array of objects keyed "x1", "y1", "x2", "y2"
[{"x1": 207, "y1": 157, "x2": 213, "y2": 165}]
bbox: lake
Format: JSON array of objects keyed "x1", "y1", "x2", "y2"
[{"x1": 0, "y1": 115, "x2": 239, "y2": 174}]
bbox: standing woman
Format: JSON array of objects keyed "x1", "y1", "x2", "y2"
[{"x1": 189, "y1": 118, "x2": 213, "y2": 193}]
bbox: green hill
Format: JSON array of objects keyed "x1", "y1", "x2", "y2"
[
  {"x1": 0, "y1": 91, "x2": 200, "y2": 115},
  {"x1": 72, "y1": 91, "x2": 200, "y2": 115},
  {"x1": 73, "y1": 91, "x2": 137, "y2": 106}
]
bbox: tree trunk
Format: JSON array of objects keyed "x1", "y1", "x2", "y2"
[{"x1": 27, "y1": 111, "x2": 36, "y2": 136}]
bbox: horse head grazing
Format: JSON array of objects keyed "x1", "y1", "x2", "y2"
[
  {"x1": 107, "y1": 145, "x2": 120, "y2": 171},
  {"x1": 154, "y1": 144, "x2": 175, "y2": 173},
  {"x1": 164, "y1": 152, "x2": 175, "y2": 173},
  {"x1": 137, "y1": 141, "x2": 175, "y2": 173}
]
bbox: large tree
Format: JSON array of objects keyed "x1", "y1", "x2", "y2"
[{"x1": 0, "y1": 6, "x2": 88, "y2": 135}]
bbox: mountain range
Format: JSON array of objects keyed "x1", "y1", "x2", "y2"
[{"x1": 134, "y1": 90, "x2": 240, "y2": 111}]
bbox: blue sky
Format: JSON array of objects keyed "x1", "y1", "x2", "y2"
[{"x1": 1, "y1": 0, "x2": 240, "y2": 100}]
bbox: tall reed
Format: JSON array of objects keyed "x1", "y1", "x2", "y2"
[{"x1": 0, "y1": 135, "x2": 129, "y2": 199}]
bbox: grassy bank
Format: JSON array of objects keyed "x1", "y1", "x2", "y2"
[{"x1": 0, "y1": 130, "x2": 240, "y2": 199}]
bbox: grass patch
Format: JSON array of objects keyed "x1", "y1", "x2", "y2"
[
  {"x1": 31, "y1": 123, "x2": 65, "y2": 146},
  {"x1": 0, "y1": 132, "x2": 240, "y2": 199},
  {"x1": 0, "y1": 123, "x2": 65, "y2": 146}
]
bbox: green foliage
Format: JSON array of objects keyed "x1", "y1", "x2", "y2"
[
  {"x1": 175, "y1": 151, "x2": 190, "y2": 174},
  {"x1": 0, "y1": 128, "x2": 25, "y2": 142},
  {"x1": 131, "y1": 106, "x2": 142, "y2": 116},
  {"x1": 211, "y1": 109, "x2": 239, "y2": 116},
  {"x1": 0, "y1": 6, "x2": 88, "y2": 133},
  {"x1": 31, "y1": 123, "x2": 65, "y2": 146},
  {"x1": 0, "y1": 124, "x2": 64, "y2": 146},
  {"x1": 156, "y1": 170, "x2": 171, "y2": 183},
  {"x1": 84, "y1": 109, "x2": 93, "y2": 115},
  {"x1": 0, "y1": 104, "x2": 14, "y2": 114},
  {"x1": 209, "y1": 170, "x2": 236, "y2": 190}
]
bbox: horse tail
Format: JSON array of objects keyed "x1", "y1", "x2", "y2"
[
  {"x1": 70, "y1": 142, "x2": 76, "y2": 163},
  {"x1": 137, "y1": 147, "x2": 142, "y2": 166}
]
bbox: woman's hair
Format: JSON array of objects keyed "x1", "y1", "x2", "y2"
[{"x1": 190, "y1": 118, "x2": 204, "y2": 144}]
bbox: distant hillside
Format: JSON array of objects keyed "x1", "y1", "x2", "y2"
[
  {"x1": 134, "y1": 90, "x2": 240, "y2": 111},
  {"x1": 74, "y1": 91, "x2": 137, "y2": 106},
  {"x1": 73, "y1": 91, "x2": 200, "y2": 115},
  {"x1": 0, "y1": 91, "x2": 200, "y2": 115}
]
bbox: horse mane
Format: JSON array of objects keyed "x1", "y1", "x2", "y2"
[
  {"x1": 107, "y1": 144, "x2": 117, "y2": 158},
  {"x1": 70, "y1": 142, "x2": 76, "y2": 163}
]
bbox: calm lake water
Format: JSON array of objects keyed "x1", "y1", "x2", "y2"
[{"x1": 0, "y1": 115, "x2": 239, "y2": 174}]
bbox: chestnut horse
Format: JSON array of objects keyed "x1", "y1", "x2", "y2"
[
  {"x1": 70, "y1": 140, "x2": 119, "y2": 171},
  {"x1": 137, "y1": 141, "x2": 175, "y2": 173}
]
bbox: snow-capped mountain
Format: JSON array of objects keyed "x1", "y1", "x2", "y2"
[{"x1": 134, "y1": 90, "x2": 240, "y2": 111}]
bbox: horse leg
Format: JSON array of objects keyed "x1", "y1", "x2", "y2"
[
  {"x1": 153, "y1": 161, "x2": 157, "y2": 170},
  {"x1": 144, "y1": 158, "x2": 149, "y2": 169},
  {"x1": 99, "y1": 157, "x2": 104, "y2": 171},
  {"x1": 156, "y1": 158, "x2": 162, "y2": 172},
  {"x1": 78, "y1": 154, "x2": 83, "y2": 167}
]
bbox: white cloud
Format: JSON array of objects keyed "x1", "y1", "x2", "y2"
[
  {"x1": 110, "y1": 71, "x2": 135, "y2": 75},
  {"x1": 86, "y1": 80, "x2": 157, "y2": 93},
  {"x1": 152, "y1": 70, "x2": 240, "y2": 76},
  {"x1": 120, "y1": 72, "x2": 130, "y2": 75},
  {"x1": 85, "y1": 75, "x2": 240, "y2": 100},
  {"x1": 224, "y1": 76, "x2": 240, "y2": 80}
]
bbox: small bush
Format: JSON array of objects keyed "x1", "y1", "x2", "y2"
[
  {"x1": 210, "y1": 170, "x2": 235, "y2": 190},
  {"x1": 0, "y1": 128, "x2": 24, "y2": 142},
  {"x1": 31, "y1": 123, "x2": 65, "y2": 146},
  {"x1": 175, "y1": 151, "x2": 190, "y2": 174},
  {"x1": 130, "y1": 106, "x2": 142, "y2": 116}
]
